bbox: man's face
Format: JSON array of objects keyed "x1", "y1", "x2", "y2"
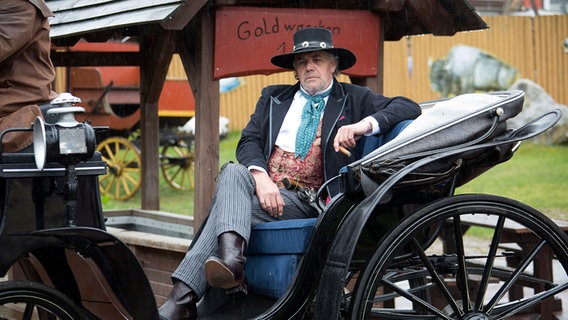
[{"x1": 294, "y1": 51, "x2": 337, "y2": 95}]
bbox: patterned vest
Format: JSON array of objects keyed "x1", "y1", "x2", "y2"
[{"x1": 268, "y1": 122, "x2": 324, "y2": 190}]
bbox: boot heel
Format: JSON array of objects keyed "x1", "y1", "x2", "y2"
[
  {"x1": 205, "y1": 232, "x2": 247, "y2": 289},
  {"x1": 225, "y1": 277, "x2": 248, "y2": 296},
  {"x1": 205, "y1": 257, "x2": 243, "y2": 289},
  {"x1": 158, "y1": 281, "x2": 198, "y2": 320}
]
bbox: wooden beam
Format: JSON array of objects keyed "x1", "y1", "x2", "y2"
[
  {"x1": 406, "y1": 0, "x2": 455, "y2": 35},
  {"x1": 214, "y1": 0, "x2": 237, "y2": 4},
  {"x1": 370, "y1": 0, "x2": 405, "y2": 12},
  {"x1": 161, "y1": 0, "x2": 209, "y2": 30},
  {"x1": 139, "y1": 28, "x2": 178, "y2": 211},
  {"x1": 50, "y1": 51, "x2": 139, "y2": 67},
  {"x1": 179, "y1": 7, "x2": 219, "y2": 230},
  {"x1": 349, "y1": 18, "x2": 384, "y2": 94}
]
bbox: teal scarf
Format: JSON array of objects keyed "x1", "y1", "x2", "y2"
[{"x1": 295, "y1": 88, "x2": 331, "y2": 159}]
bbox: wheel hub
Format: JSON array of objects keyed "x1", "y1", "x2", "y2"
[
  {"x1": 463, "y1": 313, "x2": 489, "y2": 320},
  {"x1": 109, "y1": 164, "x2": 122, "y2": 176}
]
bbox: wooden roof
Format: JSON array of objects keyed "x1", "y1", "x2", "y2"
[
  {"x1": 48, "y1": 0, "x2": 182, "y2": 39},
  {"x1": 47, "y1": 0, "x2": 487, "y2": 43}
]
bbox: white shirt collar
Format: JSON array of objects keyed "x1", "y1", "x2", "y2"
[{"x1": 299, "y1": 81, "x2": 333, "y2": 97}]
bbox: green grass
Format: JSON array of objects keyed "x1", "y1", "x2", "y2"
[
  {"x1": 102, "y1": 134, "x2": 568, "y2": 220},
  {"x1": 455, "y1": 142, "x2": 568, "y2": 220},
  {"x1": 219, "y1": 131, "x2": 240, "y2": 164}
]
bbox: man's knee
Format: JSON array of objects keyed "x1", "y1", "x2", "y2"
[
  {"x1": 219, "y1": 162, "x2": 245, "y2": 176},
  {"x1": 218, "y1": 163, "x2": 254, "y2": 186}
]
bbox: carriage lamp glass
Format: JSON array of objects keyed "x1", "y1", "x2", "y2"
[
  {"x1": 59, "y1": 127, "x2": 88, "y2": 154},
  {"x1": 33, "y1": 107, "x2": 96, "y2": 170}
]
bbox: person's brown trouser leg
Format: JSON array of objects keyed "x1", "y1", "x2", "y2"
[{"x1": 0, "y1": 105, "x2": 42, "y2": 153}]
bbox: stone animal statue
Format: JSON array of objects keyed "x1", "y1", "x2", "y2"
[{"x1": 429, "y1": 45, "x2": 518, "y2": 97}]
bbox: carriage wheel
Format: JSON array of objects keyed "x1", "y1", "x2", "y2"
[
  {"x1": 0, "y1": 281, "x2": 91, "y2": 320},
  {"x1": 349, "y1": 194, "x2": 568, "y2": 319},
  {"x1": 96, "y1": 136, "x2": 141, "y2": 201},
  {"x1": 160, "y1": 141, "x2": 194, "y2": 191}
]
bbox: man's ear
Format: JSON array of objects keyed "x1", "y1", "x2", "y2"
[
  {"x1": 331, "y1": 56, "x2": 338, "y2": 73},
  {"x1": 331, "y1": 66, "x2": 338, "y2": 75}
]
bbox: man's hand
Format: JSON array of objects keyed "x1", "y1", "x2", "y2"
[
  {"x1": 333, "y1": 119, "x2": 372, "y2": 153},
  {"x1": 251, "y1": 170, "x2": 285, "y2": 217}
]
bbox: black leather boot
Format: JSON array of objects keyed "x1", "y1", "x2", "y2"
[
  {"x1": 158, "y1": 280, "x2": 198, "y2": 320},
  {"x1": 205, "y1": 231, "x2": 247, "y2": 293}
]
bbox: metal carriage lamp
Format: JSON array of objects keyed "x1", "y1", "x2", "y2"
[
  {"x1": 33, "y1": 93, "x2": 96, "y2": 170},
  {"x1": 32, "y1": 93, "x2": 97, "y2": 226}
]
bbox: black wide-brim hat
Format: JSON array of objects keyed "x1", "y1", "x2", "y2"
[{"x1": 271, "y1": 27, "x2": 356, "y2": 71}]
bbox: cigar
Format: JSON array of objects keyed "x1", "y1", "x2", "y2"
[
  {"x1": 281, "y1": 177, "x2": 301, "y2": 190},
  {"x1": 338, "y1": 146, "x2": 352, "y2": 157}
]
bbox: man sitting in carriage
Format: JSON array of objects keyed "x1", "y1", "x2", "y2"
[{"x1": 159, "y1": 27, "x2": 421, "y2": 320}]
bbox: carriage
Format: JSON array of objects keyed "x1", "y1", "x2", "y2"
[{"x1": 0, "y1": 90, "x2": 566, "y2": 319}]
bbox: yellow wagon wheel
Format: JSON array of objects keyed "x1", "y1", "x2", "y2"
[
  {"x1": 160, "y1": 140, "x2": 194, "y2": 191},
  {"x1": 96, "y1": 136, "x2": 142, "y2": 200}
]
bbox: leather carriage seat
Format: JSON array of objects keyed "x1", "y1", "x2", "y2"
[{"x1": 245, "y1": 119, "x2": 413, "y2": 299}]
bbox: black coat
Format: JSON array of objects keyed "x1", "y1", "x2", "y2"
[{"x1": 236, "y1": 80, "x2": 421, "y2": 197}]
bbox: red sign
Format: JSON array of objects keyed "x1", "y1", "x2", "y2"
[{"x1": 214, "y1": 7, "x2": 381, "y2": 79}]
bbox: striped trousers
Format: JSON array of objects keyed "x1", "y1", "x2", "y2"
[{"x1": 171, "y1": 163, "x2": 318, "y2": 298}]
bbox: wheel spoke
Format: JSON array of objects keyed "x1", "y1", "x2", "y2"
[
  {"x1": 474, "y1": 215, "x2": 505, "y2": 311},
  {"x1": 382, "y1": 277, "x2": 452, "y2": 319},
  {"x1": 101, "y1": 175, "x2": 117, "y2": 193},
  {"x1": 113, "y1": 179, "x2": 123, "y2": 199},
  {"x1": 485, "y1": 239, "x2": 546, "y2": 313},
  {"x1": 169, "y1": 166, "x2": 184, "y2": 182},
  {"x1": 101, "y1": 144, "x2": 116, "y2": 163},
  {"x1": 120, "y1": 176, "x2": 133, "y2": 195},
  {"x1": 172, "y1": 145, "x2": 185, "y2": 157},
  {"x1": 452, "y1": 215, "x2": 472, "y2": 312},
  {"x1": 493, "y1": 282, "x2": 568, "y2": 318},
  {"x1": 161, "y1": 144, "x2": 194, "y2": 190},
  {"x1": 23, "y1": 302, "x2": 35, "y2": 319},
  {"x1": 122, "y1": 173, "x2": 139, "y2": 188},
  {"x1": 96, "y1": 137, "x2": 141, "y2": 200},
  {"x1": 411, "y1": 238, "x2": 463, "y2": 317}
]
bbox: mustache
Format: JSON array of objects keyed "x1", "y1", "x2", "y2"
[{"x1": 302, "y1": 73, "x2": 317, "y2": 80}]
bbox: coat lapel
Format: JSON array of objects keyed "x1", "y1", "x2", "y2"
[{"x1": 321, "y1": 81, "x2": 347, "y2": 149}]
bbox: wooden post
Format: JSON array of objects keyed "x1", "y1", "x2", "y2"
[
  {"x1": 139, "y1": 28, "x2": 177, "y2": 210},
  {"x1": 180, "y1": 7, "x2": 220, "y2": 230}
]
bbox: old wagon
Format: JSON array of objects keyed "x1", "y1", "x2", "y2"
[{"x1": 66, "y1": 40, "x2": 197, "y2": 200}]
